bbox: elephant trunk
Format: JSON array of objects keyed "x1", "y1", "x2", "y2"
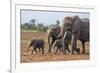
[{"x1": 48, "y1": 32, "x2": 51, "y2": 53}]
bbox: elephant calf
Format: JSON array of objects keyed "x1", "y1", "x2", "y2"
[
  {"x1": 53, "y1": 39, "x2": 63, "y2": 54},
  {"x1": 27, "y1": 39, "x2": 45, "y2": 54},
  {"x1": 54, "y1": 39, "x2": 72, "y2": 55}
]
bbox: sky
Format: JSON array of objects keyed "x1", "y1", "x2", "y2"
[{"x1": 21, "y1": 10, "x2": 90, "y2": 25}]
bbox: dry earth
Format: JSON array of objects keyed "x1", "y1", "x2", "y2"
[{"x1": 21, "y1": 31, "x2": 90, "y2": 63}]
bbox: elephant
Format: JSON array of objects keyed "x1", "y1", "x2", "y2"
[
  {"x1": 53, "y1": 39, "x2": 63, "y2": 54},
  {"x1": 27, "y1": 39, "x2": 45, "y2": 54},
  {"x1": 47, "y1": 25, "x2": 61, "y2": 53},
  {"x1": 53, "y1": 31, "x2": 80, "y2": 54},
  {"x1": 58, "y1": 16, "x2": 89, "y2": 54}
]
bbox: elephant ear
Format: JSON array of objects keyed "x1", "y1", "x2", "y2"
[
  {"x1": 71, "y1": 16, "x2": 79, "y2": 24},
  {"x1": 71, "y1": 16, "x2": 82, "y2": 33}
]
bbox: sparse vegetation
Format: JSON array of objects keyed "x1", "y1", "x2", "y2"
[{"x1": 21, "y1": 19, "x2": 60, "y2": 32}]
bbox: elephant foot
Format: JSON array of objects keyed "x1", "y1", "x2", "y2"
[
  {"x1": 82, "y1": 51, "x2": 85, "y2": 54},
  {"x1": 42, "y1": 51, "x2": 45, "y2": 54},
  {"x1": 63, "y1": 49, "x2": 66, "y2": 55},
  {"x1": 62, "y1": 51, "x2": 66, "y2": 55},
  {"x1": 72, "y1": 52, "x2": 74, "y2": 55},
  {"x1": 74, "y1": 48, "x2": 80, "y2": 54},
  {"x1": 31, "y1": 52, "x2": 33, "y2": 54},
  {"x1": 48, "y1": 49, "x2": 51, "y2": 53},
  {"x1": 39, "y1": 50, "x2": 41, "y2": 53},
  {"x1": 71, "y1": 49, "x2": 74, "y2": 54},
  {"x1": 64, "y1": 52, "x2": 66, "y2": 55},
  {"x1": 48, "y1": 51, "x2": 51, "y2": 53},
  {"x1": 42, "y1": 53, "x2": 44, "y2": 54},
  {"x1": 82, "y1": 49, "x2": 85, "y2": 54}
]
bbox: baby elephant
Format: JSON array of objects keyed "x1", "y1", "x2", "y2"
[
  {"x1": 27, "y1": 39, "x2": 45, "y2": 54},
  {"x1": 53, "y1": 39, "x2": 63, "y2": 54}
]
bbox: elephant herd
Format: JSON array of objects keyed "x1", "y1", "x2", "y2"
[{"x1": 27, "y1": 16, "x2": 89, "y2": 55}]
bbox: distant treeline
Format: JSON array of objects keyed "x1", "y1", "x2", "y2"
[{"x1": 21, "y1": 19, "x2": 60, "y2": 32}]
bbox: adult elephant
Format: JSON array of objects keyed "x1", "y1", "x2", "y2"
[
  {"x1": 58, "y1": 16, "x2": 89, "y2": 54},
  {"x1": 47, "y1": 25, "x2": 61, "y2": 53}
]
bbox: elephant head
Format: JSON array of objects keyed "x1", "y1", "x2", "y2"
[{"x1": 59, "y1": 16, "x2": 72, "y2": 38}]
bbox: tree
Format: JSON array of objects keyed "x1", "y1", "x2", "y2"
[
  {"x1": 42, "y1": 25, "x2": 49, "y2": 32},
  {"x1": 56, "y1": 20, "x2": 60, "y2": 25},
  {"x1": 22, "y1": 23, "x2": 30, "y2": 30},
  {"x1": 29, "y1": 19, "x2": 36, "y2": 30},
  {"x1": 29, "y1": 19, "x2": 36, "y2": 25},
  {"x1": 37, "y1": 23, "x2": 44, "y2": 31}
]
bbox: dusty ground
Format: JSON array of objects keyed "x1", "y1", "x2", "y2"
[{"x1": 21, "y1": 31, "x2": 90, "y2": 63}]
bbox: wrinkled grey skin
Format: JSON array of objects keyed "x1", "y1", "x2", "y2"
[
  {"x1": 53, "y1": 39, "x2": 63, "y2": 54},
  {"x1": 27, "y1": 39, "x2": 45, "y2": 54},
  {"x1": 48, "y1": 26, "x2": 61, "y2": 53},
  {"x1": 54, "y1": 33, "x2": 72, "y2": 54},
  {"x1": 62, "y1": 31, "x2": 72, "y2": 54},
  {"x1": 58, "y1": 16, "x2": 89, "y2": 54}
]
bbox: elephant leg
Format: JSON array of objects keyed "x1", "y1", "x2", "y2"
[
  {"x1": 62, "y1": 39, "x2": 70, "y2": 54},
  {"x1": 62, "y1": 32, "x2": 71, "y2": 54},
  {"x1": 66, "y1": 46, "x2": 70, "y2": 53},
  {"x1": 39, "y1": 48, "x2": 41, "y2": 53},
  {"x1": 58, "y1": 48, "x2": 62, "y2": 53},
  {"x1": 27, "y1": 45, "x2": 30, "y2": 52},
  {"x1": 53, "y1": 42, "x2": 56, "y2": 50},
  {"x1": 27, "y1": 44, "x2": 31, "y2": 52},
  {"x1": 71, "y1": 34, "x2": 78, "y2": 54},
  {"x1": 41, "y1": 47, "x2": 44, "y2": 54},
  {"x1": 62, "y1": 32, "x2": 67, "y2": 54},
  {"x1": 48, "y1": 33, "x2": 52, "y2": 53},
  {"x1": 31, "y1": 47, "x2": 35, "y2": 54},
  {"x1": 34, "y1": 47, "x2": 38, "y2": 53},
  {"x1": 74, "y1": 48, "x2": 80, "y2": 54},
  {"x1": 81, "y1": 41, "x2": 85, "y2": 54},
  {"x1": 66, "y1": 41, "x2": 71, "y2": 53},
  {"x1": 62, "y1": 39, "x2": 66, "y2": 54},
  {"x1": 60, "y1": 47, "x2": 62, "y2": 52},
  {"x1": 55, "y1": 47, "x2": 59, "y2": 54},
  {"x1": 48, "y1": 39, "x2": 55, "y2": 53}
]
